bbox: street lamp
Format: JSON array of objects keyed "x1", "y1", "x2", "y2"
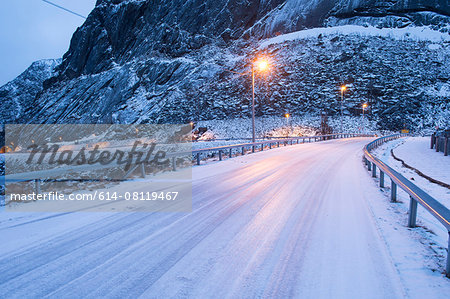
[
  {"x1": 340, "y1": 85, "x2": 347, "y2": 133},
  {"x1": 285, "y1": 113, "x2": 291, "y2": 137},
  {"x1": 251, "y1": 57, "x2": 270, "y2": 142},
  {"x1": 362, "y1": 103, "x2": 368, "y2": 133},
  {"x1": 225, "y1": 56, "x2": 271, "y2": 142},
  {"x1": 285, "y1": 113, "x2": 290, "y2": 124}
]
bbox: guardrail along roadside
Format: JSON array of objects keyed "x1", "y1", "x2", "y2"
[{"x1": 363, "y1": 134, "x2": 450, "y2": 278}]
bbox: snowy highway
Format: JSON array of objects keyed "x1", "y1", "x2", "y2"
[{"x1": 0, "y1": 137, "x2": 448, "y2": 298}]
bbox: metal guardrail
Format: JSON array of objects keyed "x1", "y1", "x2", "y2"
[
  {"x1": 192, "y1": 133, "x2": 371, "y2": 165},
  {"x1": 363, "y1": 134, "x2": 450, "y2": 277}
]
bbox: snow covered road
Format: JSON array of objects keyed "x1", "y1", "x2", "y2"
[{"x1": 0, "y1": 137, "x2": 448, "y2": 298}]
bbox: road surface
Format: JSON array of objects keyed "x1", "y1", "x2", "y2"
[{"x1": 0, "y1": 138, "x2": 446, "y2": 298}]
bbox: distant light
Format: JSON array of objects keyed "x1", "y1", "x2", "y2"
[
  {"x1": 285, "y1": 113, "x2": 290, "y2": 119},
  {"x1": 362, "y1": 103, "x2": 368, "y2": 108},
  {"x1": 341, "y1": 85, "x2": 347, "y2": 91}
]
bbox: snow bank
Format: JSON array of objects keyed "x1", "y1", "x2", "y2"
[{"x1": 393, "y1": 137, "x2": 449, "y2": 187}]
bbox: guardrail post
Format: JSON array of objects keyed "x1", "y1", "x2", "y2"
[
  {"x1": 261, "y1": 144, "x2": 264, "y2": 151},
  {"x1": 372, "y1": 163, "x2": 377, "y2": 177},
  {"x1": 229, "y1": 148, "x2": 232, "y2": 158},
  {"x1": 380, "y1": 171, "x2": 384, "y2": 188},
  {"x1": 252, "y1": 146, "x2": 255, "y2": 153},
  {"x1": 172, "y1": 157, "x2": 177, "y2": 171},
  {"x1": 196, "y1": 153, "x2": 201, "y2": 165},
  {"x1": 408, "y1": 196, "x2": 418, "y2": 228},
  {"x1": 445, "y1": 137, "x2": 448, "y2": 156},
  {"x1": 446, "y1": 232, "x2": 450, "y2": 278},
  {"x1": 35, "y1": 179, "x2": 41, "y2": 194},
  {"x1": 391, "y1": 179, "x2": 397, "y2": 202},
  {"x1": 269, "y1": 143, "x2": 272, "y2": 149},
  {"x1": 277, "y1": 142, "x2": 280, "y2": 147},
  {"x1": 140, "y1": 163, "x2": 146, "y2": 178},
  {"x1": 219, "y1": 150, "x2": 223, "y2": 161},
  {"x1": 242, "y1": 147, "x2": 245, "y2": 155},
  {"x1": 368, "y1": 161, "x2": 372, "y2": 171},
  {"x1": 431, "y1": 134, "x2": 435, "y2": 149},
  {"x1": 436, "y1": 137, "x2": 440, "y2": 152}
]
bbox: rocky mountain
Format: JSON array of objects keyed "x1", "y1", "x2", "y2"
[
  {"x1": 0, "y1": 59, "x2": 60, "y2": 125},
  {"x1": 1, "y1": 0, "x2": 449, "y2": 131}
]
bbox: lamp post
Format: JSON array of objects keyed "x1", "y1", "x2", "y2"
[
  {"x1": 362, "y1": 103, "x2": 368, "y2": 134},
  {"x1": 285, "y1": 113, "x2": 290, "y2": 136},
  {"x1": 226, "y1": 57, "x2": 270, "y2": 143},
  {"x1": 285, "y1": 113, "x2": 290, "y2": 126},
  {"x1": 251, "y1": 58, "x2": 269, "y2": 142},
  {"x1": 340, "y1": 85, "x2": 347, "y2": 133}
]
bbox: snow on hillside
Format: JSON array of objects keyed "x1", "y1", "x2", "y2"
[
  {"x1": 260, "y1": 25, "x2": 450, "y2": 48},
  {"x1": 194, "y1": 115, "x2": 379, "y2": 141}
]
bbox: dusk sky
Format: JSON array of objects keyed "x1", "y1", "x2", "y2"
[{"x1": 0, "y1": 0, "x2": 96, "y2": 86}]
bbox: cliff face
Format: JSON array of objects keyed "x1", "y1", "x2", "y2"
[
  {"x1": 0, "y1": 59, "x2": 60, "y2": 123},
  {"x1": 58, "y1": 0, "x2": 450, "y2": 79},
  {"x1": 1, "y1": 0, "x2": 449, "y2": 130}
]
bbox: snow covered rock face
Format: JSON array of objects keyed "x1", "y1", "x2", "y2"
[
  {"x1": 49, "y1": 0, "x2": 450, "y2": 80},
  {"x1": 0, "y1": 59, "x2": 60, "y2": 124},
  {"x1": 0, "y1": 0, "x2": 449, "y2": 130}
]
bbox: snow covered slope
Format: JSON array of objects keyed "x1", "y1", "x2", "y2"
[{"x1": 0, "y1": 1, "x2": 449, "y2": 131}]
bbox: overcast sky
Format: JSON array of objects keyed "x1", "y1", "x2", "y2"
[{"x1": 0, "y1": 0, "x2": 96, "y2": 86}]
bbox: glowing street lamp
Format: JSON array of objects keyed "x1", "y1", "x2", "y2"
[
  {"x1": 256, "y1": 59, "x2": 269, "y2": 72},
  {"x1": 362, "y1": 103, "x2": 368, "y2": 133},
  {"x1": 285, "y1": 113, "x2": 291, "y2": 136},
  {"x1": 340, "y1": 85, "x2": 347, "y2": 133},
  {"x1": 285, "y1": 113, "x2": 290, "y2": 125},
  {"x1": 225, "y1": 56, "x2": 271, "y2": 143},
  {"x1": 251, "y1": 56, "x2": 270, "y2": 142}
]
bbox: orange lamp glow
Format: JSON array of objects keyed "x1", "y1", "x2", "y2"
[
  {"x1": 285, "y1": 113, "x2": 290, "y2": 119},
  {"x1": 255, "y1": 58, "x2": 269, "y2": 72},
  {"x1": 341, "y1": 85, "x2": 347, "y2": 92},
  {"x1": 362, "y1": 103, "x2": 368, "y2": 109}
]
